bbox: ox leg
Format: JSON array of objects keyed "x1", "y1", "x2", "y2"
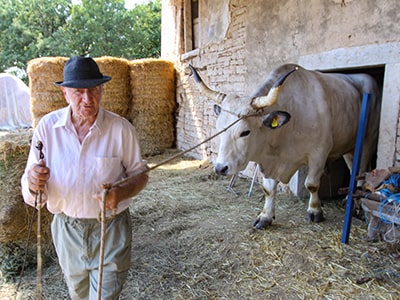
[
  {"x1": 305, "y1": 171, "x2": 324, "y2": 223},
  {"x1": 253, "y1": 177, "x2": 277, "y2": 229}
]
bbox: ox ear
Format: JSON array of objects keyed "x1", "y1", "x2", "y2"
[
  {"x1": 262, "y1": 111, "x2": 291, "y2": 129},
  {"x1": 214, "y1": 104, "x2": 222, "y2": 116}
]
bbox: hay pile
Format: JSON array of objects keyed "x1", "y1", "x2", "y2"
[
  {"x1": 129, "y1": 59, "x2": 176, "y2": 155},
  {"x1": 27, "y1": 56, "x2": 177, "y2": 156},
  {"x1": 27, "y1": 56, "x2": 132, "y2": 124},
  {"x1": 0, "y1": 130, "x2": 53, "y2": 245},
  {"x1": 27, "y1": 57, "x2": 68, "y2": 127},
  {"x1": 0, "y1": 130, "x2": 54, "y2": 280},
  {"x1": 95, "y1": 56, "x2": 131, "y2": 119}
]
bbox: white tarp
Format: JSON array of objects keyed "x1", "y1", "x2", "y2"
[{"x1": 0, "y1": 73, "x2": 32, "y2": 130}]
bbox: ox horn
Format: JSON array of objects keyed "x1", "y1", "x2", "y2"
[
  {"x1": 189, "y1": 64, "x2": 226, "y2": 104},
  {"x1": 251, "y1": 67, "x2": 298, "y2": 109}
]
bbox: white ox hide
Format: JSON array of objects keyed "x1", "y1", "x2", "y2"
[{"x1": 189, "y1": 64, "x2": 381, "y2": 229}]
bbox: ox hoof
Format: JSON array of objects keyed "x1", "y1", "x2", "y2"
[
  {"x1": 253, "y1": 217, "x2": 273, "y2": 229},
  {"x1": 307, "y1": 211, "x2": 324, "y2": 223}
]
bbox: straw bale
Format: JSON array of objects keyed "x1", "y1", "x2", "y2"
[
  {"x1": 27, "y1": 57, "x2": 68, "y2": 127},
  {"x1": 26, "y1": 55, "x2": 178, "y2": 156},
  {"x1": 129, "y1": 59, "x2": 176, "y2": 155},
  {"x1": 130, "y1": 110, "x2": 176, "y2": 155},
  {"x1": 95, "y1": 56, "x2": 131, "y2": 119},
  {"x1": 0, "y1": 130, "x2": 53, "y2": 245},
  {"x1": 28, "y1": 56, "x2": 132, "y2": 128}
]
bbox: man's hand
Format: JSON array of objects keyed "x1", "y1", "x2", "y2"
[
  {"x1": 94, "y1": 186, "x2": 119, "y2": 211},
  {"x1": 28, "y1": 159, "x2": 50, "y2": 194},
  {"x1": 94, "y1": 172, "x2": 148, "y2": 212}
]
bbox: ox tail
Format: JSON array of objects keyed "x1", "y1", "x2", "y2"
[
  {"x1": 251, "y1": 67, "x2": 298, "y2": 109},
  {"x1": 189, "y1": 64, "x2": 226, "y2": 104}
]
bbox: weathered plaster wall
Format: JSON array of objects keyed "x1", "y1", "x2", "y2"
[
  {"x1": 201, "y1": 0, "x2": 230, "y2": 44},
  {"x1": 245, "y1": 0, "x2": 400, "y2": 92},
  {"x1": 163, "y1": 0, "x2": 400, "y2": 171},
  {"x1": 245, "y1": 0, "x2": 400, "y2": 170}
]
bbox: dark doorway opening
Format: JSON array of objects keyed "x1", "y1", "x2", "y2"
[{"x1": 318, "y1": 65, "x2": 385, "y2": 199}]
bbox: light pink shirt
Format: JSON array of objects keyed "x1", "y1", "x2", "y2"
[{"x1": 21, "y1": 106, "x2": 147, "y2": 219}]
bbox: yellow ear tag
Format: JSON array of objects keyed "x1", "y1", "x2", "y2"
[{"x1": 271, "y1": 117, "x2": 279, "y2": 128}]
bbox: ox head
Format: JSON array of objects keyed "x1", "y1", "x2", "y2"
[{"x1": 189, "y1": 65, "x2": 296, "y2": 175}]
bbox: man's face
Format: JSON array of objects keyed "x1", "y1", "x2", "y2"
[{"x1": 62, "y1": 85, "x2": 102, "y2": 121}]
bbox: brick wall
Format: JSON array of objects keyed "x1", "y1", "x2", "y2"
[{"x1": 176, "y1": 0, "x2": 248, "y2": 160}]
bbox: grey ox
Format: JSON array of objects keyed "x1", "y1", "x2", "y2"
[{"x1": 189, "y1": 63, "x2": 381, "y2": 229}]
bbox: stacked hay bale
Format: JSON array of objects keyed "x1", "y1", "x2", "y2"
[
  {"x1": 0, "y1": 130, "x2": 52, "y2": 233},
  {"x1": 28, "y1": 56, "x2": 140, "y2": 123},
  {"x1": 0, "y1": 131, "x2": 53, "y2": 244},
  {"x1": 95, "y1": 56, "x2": 131, "y2": 119},
  {"x1": 129, "y1": 59, "x2": 176, "y2": 156},
  {"x1": 27, "y1": 56, "x2": 177, "y2": 154},
  {"x1": 0, "y1": 130, "x2": 54, "y2": 278},
  {"x1": 27, "y1": 57, "x2": 68, "y2": 127}
]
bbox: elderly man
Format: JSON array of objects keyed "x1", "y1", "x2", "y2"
[{"x1": 21, "y1": 56, "x2": 148, "y2": 299}]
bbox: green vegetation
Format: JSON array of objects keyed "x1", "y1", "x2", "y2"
[{"x1": 0, "y1": 0, "x2": 161, "y2": 81}]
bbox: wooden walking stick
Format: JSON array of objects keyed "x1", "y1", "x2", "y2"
[
  {"x1": 35, "y1": 141, "x2": 44, "y2": 300},
  {"x1": 97, "y1": 184, "x2": 110, "y2": 300}
]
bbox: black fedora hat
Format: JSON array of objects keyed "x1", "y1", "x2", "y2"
[{"x1": 55, "y1": 56, "x2": 111, "y2": 88}]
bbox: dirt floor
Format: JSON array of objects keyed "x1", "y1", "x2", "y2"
[{"x1": 1, "y1": 149, "x2": 400, "y2": 299}]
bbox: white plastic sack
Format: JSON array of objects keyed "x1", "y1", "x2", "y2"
[{"x1": 0, "y1": 73, "x2": 32, "y2": 130}]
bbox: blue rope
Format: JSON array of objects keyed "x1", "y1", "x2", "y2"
[
  {"x1": 377, "y1": 173, "x2": 400, "y2": 197},
  {"x1": 377, "y1": 174, "x2": 400, "y2": 224}
]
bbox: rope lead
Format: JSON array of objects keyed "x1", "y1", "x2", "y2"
[{"x1": 96, "y1": 114, "x2": 250, "y2": 299}]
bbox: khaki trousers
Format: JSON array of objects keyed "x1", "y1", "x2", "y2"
[{"x1": 51, "y1": 209, "x2": 132, "y2": 300}]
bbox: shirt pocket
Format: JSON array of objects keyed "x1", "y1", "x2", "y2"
[{"x1": 94, "y1": 157, "x2": 124, "y2": 185}]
